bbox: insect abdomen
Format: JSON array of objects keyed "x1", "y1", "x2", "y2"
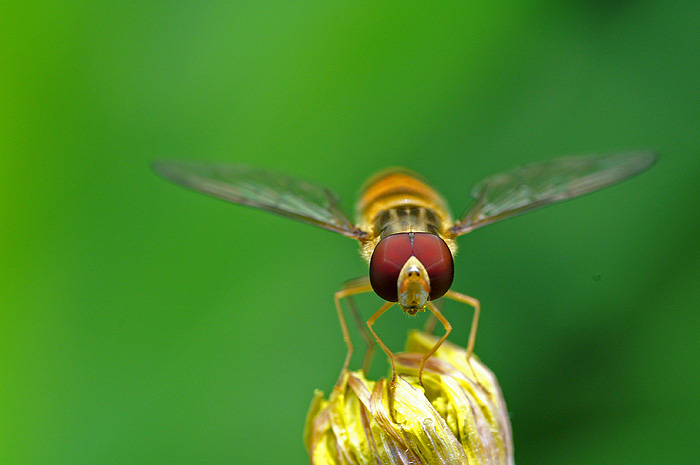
[{"x1": 358, "y1": 169, "x2": 452, "y2": 228}]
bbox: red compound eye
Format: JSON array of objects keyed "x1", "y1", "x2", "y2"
[
  {"x1": 411, "y1": 233, "x2": 454, "y2": 300},
  {"x1": 369, "y1": 233, "x2": 454, "y2": 302},
  {"x1": 369, "y1": 234, "x2": 412, "y2": 302}
]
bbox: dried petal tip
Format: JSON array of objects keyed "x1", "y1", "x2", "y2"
[{"x1": 304, "y1": 331, "x2": 514, "y2": 465}]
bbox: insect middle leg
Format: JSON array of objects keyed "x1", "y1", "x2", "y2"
[
  {"x1": 444, "y1": 290, "x2": 481, "y2": 379},
  {"x1": 443, "y1": 290, "x2": 481, "y2": 361},
  {"x1": 344, "y1": 293, "x2": 376, "y2": 376},
  {"x1": 333, "y1": 277, "x2": 374, "y2": 388}
]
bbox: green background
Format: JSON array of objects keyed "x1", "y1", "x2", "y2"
[{"x1": 3, "y1": 1, "x2": 699, "y2": 464}]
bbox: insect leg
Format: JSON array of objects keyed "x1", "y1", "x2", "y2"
[
  {"x1": 334, "y1": 278, "x2": 374, "y2": 388},
  {"x1": 444, "y1": 290, "x2": 481, "y2": 378},
  {"x1": 366, "y1": 301, "x2": 398, "y2": 384},
  {"x1": 422, "y1": 298, "x2": 444, "y2": 335},
  {"x1": 338, "y1": 276, "x2": 376, "y2": 376},
  {"x1": 419, "y1": 302, "x2": 453, "y2": 386}
]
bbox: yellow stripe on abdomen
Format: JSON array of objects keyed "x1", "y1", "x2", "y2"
[{"x1": 356, "y1": 169, "x2": 452, "y2": 233}]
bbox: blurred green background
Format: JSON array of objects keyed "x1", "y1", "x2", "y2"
[{"x1": 2, "y1": 1, "x2": 699, "y2": 464}]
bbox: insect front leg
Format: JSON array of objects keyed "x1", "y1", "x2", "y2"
[
  {"x1": 422, "y1": 298, "x2": 444, "y2": 335},
  {"x1": 366, "y1": 301, "x2": 397, "y2": 384},
  {"x1": 419, "y1": 302, "x2": 453, "y2": 386}
]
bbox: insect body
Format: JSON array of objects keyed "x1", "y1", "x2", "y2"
[
  {"x1": 359, "y1": 169, "x2": 456, "y2": 308},
  {"x1": 153, "y1": 152, "x2": 657, "y2": 385}
]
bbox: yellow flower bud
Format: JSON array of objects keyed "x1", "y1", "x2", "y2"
[{"x1": 305, "y1": 331, "x2": 513, "y2": 464}]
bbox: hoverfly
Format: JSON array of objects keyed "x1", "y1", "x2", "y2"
[{"x1": 153, "y1": 151, "x2": 657, "y2": 385}]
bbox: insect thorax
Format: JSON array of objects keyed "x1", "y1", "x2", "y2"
[{"x1": 358, "y1": 206, "x2": 457, "y2": 263}]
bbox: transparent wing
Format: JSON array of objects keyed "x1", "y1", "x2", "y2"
[
  {"x1": 450, "y1": 151, "x2": 658, "y2": 236},
  {"x1": 152, "y1": 160, "x2": 367, "y2": 240}
]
